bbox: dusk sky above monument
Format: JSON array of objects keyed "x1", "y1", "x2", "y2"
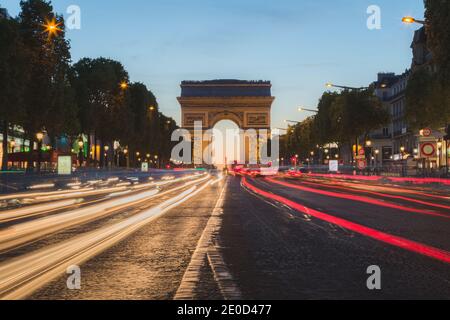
[{"x1": 3, "y1": 0, "x2": 425, "y2": 129}]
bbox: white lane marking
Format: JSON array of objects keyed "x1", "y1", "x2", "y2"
[
  {"x1": 175, "y1": 178, "x2": 242, "y2": 300},
  {"x1": 0, "y1": 179, "x2": 212, "y2": 300}
]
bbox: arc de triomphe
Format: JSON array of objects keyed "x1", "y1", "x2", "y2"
[{"x1": 177, "y1": 80, "x2": 275, "y2": 165}]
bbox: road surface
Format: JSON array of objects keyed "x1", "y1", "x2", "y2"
[{"x1": 0, "y1": 172, "x2": 449, "y2": 299}]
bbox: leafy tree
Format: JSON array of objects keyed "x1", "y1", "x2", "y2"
[
  {"x1": 422, "y1": 0, "x2": 450, "y2": 127},
  {"x1": 405, "y1": 67, "x2": 447, "y2": 130},
  {"x1": 71, "y1": 57, "x2": 129, "y2": 166},
  {"x1": 0, "y1": 12, "x2": 27, "y2": 170},
  {"x1": 314, "y1": 91, "x2": 340, "y2": 145},
  {"x1": 18, "y1": 0, "x2": 73, "y2": 170},
  {"x1": 329, "y1": 89, "x2": 389, "y2": 148}
]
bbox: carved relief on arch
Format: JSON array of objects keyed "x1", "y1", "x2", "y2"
[{"x1": 208, "y1": 111, "x2": 244, "y2": 129}]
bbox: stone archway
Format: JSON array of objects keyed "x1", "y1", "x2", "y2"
[{"x1": 177, "y1": 80, "x2": 275, "y2": 166}]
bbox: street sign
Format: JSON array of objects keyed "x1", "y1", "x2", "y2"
[
  {"x1": 420, "y1": 143, "x2": 436, "y2": 158},
  {"x1": 357, "y1": 159, "x2": 366, "y2": 170},
  {"x1": 358, "y1": 148, "x2": 366, "y2": 156},
  {"x1": 329, "y1": 160, "x2": 339, "y2": 172},
  {"x1": 420, "y1": 128, "x2": 432, "y2": 137},
  {"x1": 141, "y1": 162, "x2": 149, "y2": 172},
  {"x1": 57, "y1": 156, "x2": 72, "y2": 175}
]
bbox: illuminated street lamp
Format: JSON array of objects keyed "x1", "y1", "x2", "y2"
[
  {"x1": 120, "y1": 81, "x2": 128, "y2": 90},
  {"x1": 36, "y1": 132, "x2": 44, "y2": 142},
  {"x1": 402, "y1": 16, "x2": 425, "y2": 25},
  {"x1": 9, "y1": 140, "x2": 16, "y2": 153},
  {"x1": 366, "y1": 140, "x2": 372, "y2": 147},
  {"x1": 77, "y1": 140, "x2": 84, "y2": 167},
  {"x1": 36, "y1": 132, "x2": 44, "y2": 173},
  {"x1": 42, "y1": 18, "x2": 62, "y2": 39},
  {"x1": 298, "y1": 106, "x2": 318, "y2": 114},
  {"x1": 325, "y1": 83, "x2": 369, "y2": 91}
]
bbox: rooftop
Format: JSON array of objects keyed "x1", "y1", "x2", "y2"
[{"x1": 180, "y1": 79, "x2": 273, "y2": 97}]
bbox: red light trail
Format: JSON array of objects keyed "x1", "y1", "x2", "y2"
[
  {"x1": 286, "y1": 179, "x2": 450, "y2": 211},
  {"x1": 242, "y1": 178, "x2": 450, "y2": 264},
  {"x1": 266, "y1": 178, "x2": 450, "y2": 219}
]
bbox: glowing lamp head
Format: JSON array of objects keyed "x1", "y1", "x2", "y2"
[
  {"x1": 43, "y1": 18, "x2": 62, "y2": 38},
  {"x1": 36, "y1": 132, "x2": 44, "y2": 141},
  {"x1": 402, "y1": 16, "x2": 416, "y2": 24},
  {"x1": 120, "y1": 82, "x2": 128, "y2": 90}
]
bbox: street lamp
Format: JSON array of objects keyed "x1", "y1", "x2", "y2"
[
  {"x1": 9, "y1": 140, "x2": 16, "y2": 153},
  {"x1": 437, "y1": 142, "x2": 443, "y2": 169},
  {"x1": 36, "y1": 132, "x2": 44, "y2": 173},
  {"x1": 298, "y1": 107, "x2": 318, "y2": 114},
  {"x1": 325, "y1": 83, "x2": 369, "y2": 91},
  {"x1": 43, "y1": 18, "x2": 62, "y2": 39},
  {"x1": 402, "y1": 16, "x2": 426, "y2": 25},
  {"x1": 36, "y1": 132, "x2": 44, "y2": 142},
  {"x1": 120, "y1": 82, "x2": 128, "y2": 90},
  {"x1": 366, "y1": 140, "x2": 372, "y2": 147},
  {"x1": 78, "y1": 140, "x2": 84, "y2": 167}
]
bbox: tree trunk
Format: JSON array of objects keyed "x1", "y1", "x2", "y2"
[
  {"x1": 86, "y1": 133, "x2": 91, "y2": 167},
  {"x1": 100, "y1": 140, "x2": 104, "y2": 168},
  {"x1": 2, "y1": 120, "x2": 8, "y2": 171},
  {"x1": 27, "y1": 134, "x2": 34, "y2": 173}
]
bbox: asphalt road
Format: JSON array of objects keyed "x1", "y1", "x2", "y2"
[{"x1": 0, "y1": 172, "x2": 449, "y2": 300}]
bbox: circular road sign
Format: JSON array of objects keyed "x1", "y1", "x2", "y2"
[
  {"x1": 420, "y1": 143, "x2": 436, "y2": 158},
  {"x1": 421, "y1": 128, "x2": 432, "y2": 137}
]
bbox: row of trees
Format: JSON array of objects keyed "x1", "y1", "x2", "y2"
[
  {"x1": 283, "y1": 89, "x2": 390, "y2": 161},
  {"x1": 405, "y1": 0, "x2": 450, "y2": 130},
  {"x1": 0, "y1": 0, "x2": 176, "y2": 171}
]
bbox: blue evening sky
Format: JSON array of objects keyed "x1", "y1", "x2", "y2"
[{"x1": 2, "y1": 0, "x2": 425, "y2": 129}]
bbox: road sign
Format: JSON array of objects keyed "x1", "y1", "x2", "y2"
[
  {"x1": 141, "y1": 162, "x2": 149, "y2": 172},
  {"x1": 357, "y1": 159, "x2": 366, "y2": 170},
  {"x1": 329, "y1": 160, "x2": 339, "y2": 172},
  {"x1": 57, "y1": 156, "x2": 72, "y2": 175},
  {"x1": 420, "y1": 128, "x2": 432, "y2": 137},
  {"x1": 358, "y1": 148, "x2": 366, "y2": 156},
  {"x1": 420, "y1": 143, "x2": 436, "y2": 158}
]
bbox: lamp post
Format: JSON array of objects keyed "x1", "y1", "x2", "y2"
[
  {"x1": 78, "y1": 140, "x2": 84, "y2": 168},
  {"x1": 36, "y1": 132, "x2": 44, "y2": 173},
  {"x1": 374, "y1": 149, "x2": 380, "y2": 168},
  {"x1": 9, "y1": 140, "x2": 16, "y2": 154},
  {"x1": 123, "y1": 148, "x2": 129, "y2": 168},
  {"x1": 325, "y1": 83, "x2": 369, "y2": 91},
  {"x1": 298, "y1": 107, "x2": 318, "y2": 114},
  {"x1": 437, "y1": 141, "x2": 443, "y2": 171},
  {"x1": 402, "y1": 16, "x2": 426, "y2": 25},
  {"x1": 104, "y1": 145, "x2": 110, "y2": 168}
]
